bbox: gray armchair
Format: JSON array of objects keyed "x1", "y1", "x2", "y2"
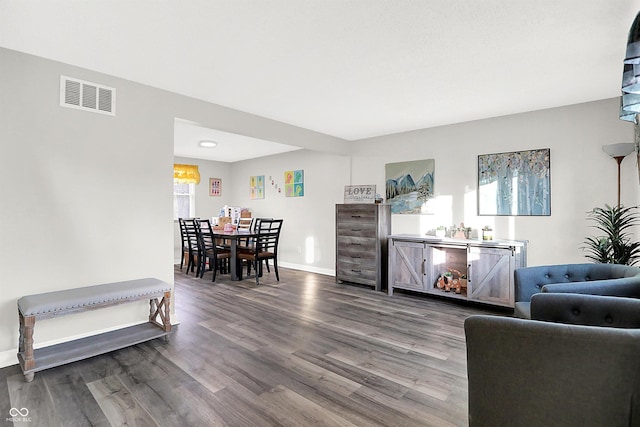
[
  {"x1": 465, "y1": 314, "x2": 640, "y2": 426},
  {"x1": 513, "y1": 263, "x2": 640, "y2": 318}
]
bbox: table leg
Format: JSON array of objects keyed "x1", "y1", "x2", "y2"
[{"x1": 230, "y1": 238, "x2": 240, "y2": 281}]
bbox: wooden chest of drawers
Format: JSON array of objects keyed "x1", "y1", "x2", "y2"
[{"x1": 335, "y1": 204, "x2": 391, "y2": 291}]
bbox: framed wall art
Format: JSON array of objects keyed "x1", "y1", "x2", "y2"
[
  {"x1": 285, "y1": 169, "x2": 304, "y2": 197},
  {"x1": 209, "y1": 178, "x2": 222, "y2": 196},
  {"x1": 250, "y1": 175, "x2": 265, "y2": 199},
  {"x1": 385, "y1": 159, "x2": 435, "y2": 214},
  {"x1": 478, "y1": 148, "x2": 550, "y2": 216}
]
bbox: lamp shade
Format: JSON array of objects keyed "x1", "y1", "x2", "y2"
[
  {"x1": 621, "y1": 93, "x2": 640, "y2": 122},
  {"x1": 602, "y1": 142, "x2": 636, "y2": 158},
  {"x1": 625, "y1": 11, "x2": 640, "y2": 64},
  {"x1": 620, "y1": 107, "x2": 638, "y2": 122},
  {"x1": 620, "y1": 93, "x2": 640, "y2": 122},
  {"x1": 622, "y1": 63, "x2": 640, "y2": 93},
  {"x1": 621, "y1": 12, "x2": 640, "y2": 121}
]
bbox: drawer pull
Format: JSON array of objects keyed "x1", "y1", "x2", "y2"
[
  {"x1": 350, "y1": 215, "x2": 362, "y2": 218},
  {"x1": 351, "y1": 255, "x2": 361, "y2": 259},
  {"x1": 351, "y1": 229, "x2": 361, "y2": 232},
  {"x1": 351, "y1": 269, "x2": 362, "y2": 273},
  {"x1": 351, "y1": 243, "x2": 361, "y2": 246}
]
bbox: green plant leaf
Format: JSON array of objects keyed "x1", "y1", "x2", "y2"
[{"x1": 582, "y1": 204, "x2": 640, "y2": 265}]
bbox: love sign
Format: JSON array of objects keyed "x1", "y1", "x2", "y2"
[{"x1": 344, "y1": 185, "x2": 376, "y2": 204}]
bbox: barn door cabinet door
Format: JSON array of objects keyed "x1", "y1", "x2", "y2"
[
  {"x1": 388, "y1": 240, "x2": 431, "y2": 293},
  {"x1": 467, "y1": 246, "x2": 515, "y2": 307}
]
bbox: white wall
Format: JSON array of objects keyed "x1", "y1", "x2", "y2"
[
  {"x1": 174, "y1": 98, "x2": 640, "y2": 276},
  {"x1": 229, "y1": 149, "x2": 351, "y2": 274},
  {"x1": 3, "y1": 46, "x2": 639, "y2": 370},
  {"x1": 0, "y1": 48, "x2": 345, "y2": 368},
  {"x1": 175, "y1": 149, "x2": 351, "y2": 274},
  {"x1": 350, "y1": 99, "x2": 640, "y2": 266},
  {"x1": 0, "y1": 48, "x2": 175, "y2": 365}
]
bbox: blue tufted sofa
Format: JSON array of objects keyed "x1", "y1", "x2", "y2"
[{"x1": 513, "y1": 263, "x2": 640, "y2": 319}]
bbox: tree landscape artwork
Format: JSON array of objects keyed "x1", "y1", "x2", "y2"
[
  {"x1": 478, "y1": 148, "x2": 550, "y2": 216},
  {"x1": 385, "y1": 159, "x2": 435, "y2": 214}
]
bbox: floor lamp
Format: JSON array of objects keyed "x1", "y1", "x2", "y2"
[{"x1": 602, "y1": 142, "x2": 636, "y2": 207}]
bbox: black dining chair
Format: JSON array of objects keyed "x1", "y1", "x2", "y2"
[
  {"x1": 178, "y1": 218, "x2": 189, "y2": 270},
  {"x1": 196, "y1": 219, "x2": 232, "y2": 281},
  {"x1": 182, "y1": 218, "x2": 200, "y2": 275},
  {"x1": 237, "y1": 219, "x2": 283, "y2": 284}
]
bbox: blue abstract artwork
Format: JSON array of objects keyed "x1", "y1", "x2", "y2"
[{"x1": 478, "y1": 148, "x2": 550, "y2": 216}]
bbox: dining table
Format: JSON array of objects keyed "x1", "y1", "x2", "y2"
[{"x1": 211, "y1": 228, "x2": 259, "y2": 281}]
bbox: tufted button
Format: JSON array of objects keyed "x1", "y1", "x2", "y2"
[
  {"x1": 605, "y1": 315, "x2": 613, "y2": 324},
  {"x1": 572, "y1": 307, "x2": 580, "y2": 316},
  {"x1": 585, "y1": 276, "x2": 591, "y2": 281},
  {"x1": 536, "y1": 284, "x2": 542, "y2": 289},
  {"x1": 544, "y1": 274, "x2": 550, "y2": 279},
  {"x1": 565, "y1": 274, "x2": 570, "y2": 279}
]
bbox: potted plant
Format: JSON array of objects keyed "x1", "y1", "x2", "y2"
[
  {"x1": 452, "y1": 223, "x2": 471, "y2": 239},
  {"x1": 582, "y1": 204, "x2": 640, "y2": 265},
  {"x1": 435, "y1": 226, "x2": 446, "y2": 238},
  {"x1": 482, "y1": 226, "x2": 493, "y2": 241}
]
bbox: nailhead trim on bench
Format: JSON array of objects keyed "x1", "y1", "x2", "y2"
[{"x1": 18, "y1": 278, "x2": 171, "y2": 318}]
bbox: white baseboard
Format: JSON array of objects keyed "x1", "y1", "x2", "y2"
[
  {"x1": 174, "y1": 260, "x2": 335, "y2": 278},
  {"x1": 0, "y1": 349, "x2": 17, "y2": 369},
  {"x1": 279, "y1": 262, "x2": 335, "y2": 277}
]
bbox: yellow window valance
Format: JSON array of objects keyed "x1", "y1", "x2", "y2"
[{"x1": 173, "y1": 164, "x2": 200, "y2": 184}]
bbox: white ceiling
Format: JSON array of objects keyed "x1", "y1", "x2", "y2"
[
  {"x1": 2, "y1": 1, "x2": 640, "y2": 160},
  {"x1": 174, "y1": 118, "x2": 302, "y2": 162}
]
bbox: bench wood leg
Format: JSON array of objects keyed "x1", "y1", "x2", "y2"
[
  {"x1": 149, "y1": 291, "x2": 171, "y2": 333},
  {"x1": 18, "y1": 312, "x2": 36, "y2": 379}
]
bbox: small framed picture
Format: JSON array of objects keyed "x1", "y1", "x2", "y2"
[{"x1": 209, "y1": 178, "x2": 222, "y2": 196}]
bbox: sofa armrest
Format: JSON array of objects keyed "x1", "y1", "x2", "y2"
[
  {"x1": 464, "y1": 315, "x2": 640, "y2": 426},
  {"x1": 542, "y1": 277, "x2": 640, "y2": 297},
  {"x1": 514, "y1": 266, "x2": 547, "y2": 302},
  {"x1": 531, "y1": 293, "x2": 640, "y2": 328}
]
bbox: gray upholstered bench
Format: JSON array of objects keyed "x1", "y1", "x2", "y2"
[{"x1": 17, "y1": 278, "x2": 172, "y2": 382}]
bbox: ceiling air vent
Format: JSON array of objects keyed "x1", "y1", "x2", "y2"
[{"x1": 60, "y1": 76, "x2": 115, "y2": 116}]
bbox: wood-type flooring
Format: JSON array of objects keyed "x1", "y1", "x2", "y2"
[{"x1": 1, "y1": 264, "x2": 505, "y2": 426}]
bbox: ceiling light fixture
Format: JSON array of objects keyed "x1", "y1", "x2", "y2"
[{"x1": 199, "y1": 140, "x2": 217, "y2": 148}]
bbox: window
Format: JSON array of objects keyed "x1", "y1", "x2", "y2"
[
  {"x1": 174, "y1": 183, "x2": 195, "y2": 220},
  {"x1": 173, "y1": 163, "x2": 200, "y2": 220}
]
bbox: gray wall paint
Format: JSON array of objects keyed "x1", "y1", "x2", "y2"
[
  {"x1": 2, "y1": 46, "x2": 639, "y2": 368},
  {"x1": 351, "y1": 99, "x2": 640, "y2": 266},
  {"x1": 0, "y1": 48, "x2": 175, "y2": 361},
  {"x1": 228, "y1": 149, "x2": 351, "y2": 273},
  {"x1": 0, "y1": 48, "x2": 346, "y2": 367}
]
